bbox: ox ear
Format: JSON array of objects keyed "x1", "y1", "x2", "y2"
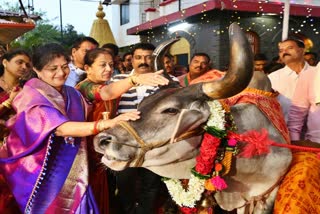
[
  {"x1": 169, "y1": 107, "x2": 205, "y2": 144},
  {"x1": 247, "y1": 71, "x2": 272, "y2": 91}
]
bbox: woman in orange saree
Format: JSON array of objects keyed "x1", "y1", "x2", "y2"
[{"x1": 76, "y1": 48, "x2": 169, "y2": 213}]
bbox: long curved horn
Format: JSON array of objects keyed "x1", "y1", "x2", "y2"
[
  {"x1": 153, "y1": 37, "x2": 181, "y2": 71},
  {"x1": 153, "y1": 37, "x2": 181, "y2": 88},
  {"x1": 202, "y1": 23, "x2": 253, "y2": 99}
]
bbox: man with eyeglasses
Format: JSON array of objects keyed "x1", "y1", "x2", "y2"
[
  {"x1": 111, "y1": 43, "x2": 174, "y2": 213},
  {"x1": 65, "y1": 37, "x2": 99, "y2": 86}
]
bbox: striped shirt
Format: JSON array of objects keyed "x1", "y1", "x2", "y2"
[{"x1": 111, "y1": 70, "x2": 178, "y2": 113}]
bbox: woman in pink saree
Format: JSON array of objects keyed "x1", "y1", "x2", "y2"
[
  {"x1": 0, "y1": 43, "x2": 141, "y2": 213},
  {"x1": 0, "y1": 48, "x2": 31, "y2": 213}
]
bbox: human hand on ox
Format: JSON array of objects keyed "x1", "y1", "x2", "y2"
[
  {"x1": 132, "y1": 70, "x2": 169, "y2": 86},
  {"x1": 101, "y1": 111, "x2": 141, "y2": 129}
]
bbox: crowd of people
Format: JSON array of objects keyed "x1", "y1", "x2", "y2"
[
  {"x1": 251, "y1": 38, "x2": 320, "y2": 213},
  {"x1": 0, "y1": 34, "x2": 319, "y2": 213}
]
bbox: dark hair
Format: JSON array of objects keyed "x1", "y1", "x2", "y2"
[
  {"x1": 84, "y1": 48, "x2": 113, "y2": 66},
  {"x1": 190, "y1": 52, "x2": 210, "y2": 63},
  {"x1": 122, "y1": 52, "x2": 132, "y2": 61},
  {"x1": 71, "y1": 36, "x2": 99, "y2": 50},
  {"x1": 254, "y1": 53, "x2": 268, "y2": 61},
  {"x1": 264, "y1": 62, "x2": 285, "y2": 74},
  {"x1": 281, "y1": 38, "x2": 305, "y2": 49},
  {"x1": 164, "y1": 53, "x2": 174, "y2": 60},
  {"x1": 304, "y1": 51, "x2": 318, "y2": 58},
  {"x1": 101, "y1": 43, "x2": 119, "y2": 56},
  {"x1": 132, "y1": 43, "x2": 155, "y2": 55},
  {"x1": 0, "y1": 45, "x2": 6, "y2": 56},
  {"x1": 0, "y1": 49, "x2": 31, "y2": 76},
  {"x1": 272, "y1": 56, "x2": 280, "y2": 62},
  {"x1": 32, "y1": 43, "x2": 70, "y2": 71}
]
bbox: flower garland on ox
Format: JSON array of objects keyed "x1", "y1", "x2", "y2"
[
  {"x1": 163, "y1": 100, "x2": 275, "y2": 213},
  {"x1": 163, "y1": 100, "x2": 235, "y2": 212}
]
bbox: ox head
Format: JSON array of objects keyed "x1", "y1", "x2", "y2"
[{"x1": 94, "y1": 23, "x2": 254, "y2": 178}]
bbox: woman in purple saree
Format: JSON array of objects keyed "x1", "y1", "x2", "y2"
[{"x1": 0, "y1": 43, "x2": 141, "y2": 213}]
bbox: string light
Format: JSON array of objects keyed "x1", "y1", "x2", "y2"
[{"x1": 135, "y1": 0, "x2": 320, "y2": 43}]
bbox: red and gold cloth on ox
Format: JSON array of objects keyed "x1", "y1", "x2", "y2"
[
  {"x1": 274, "y1": 151, "x2": 320, "y2": 214},
  {"x1": 224, "y1": 88, "x2": 290, "y2": 144},
  {"x1": 190, "y1": 70, "x2": 290, "y2": 144}
]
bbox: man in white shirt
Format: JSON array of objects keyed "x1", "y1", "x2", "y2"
[
  {"x1": 65, "y1": 37, "x2": 99, "y2": 86},
  {"x1": 268, "y1": 38, "x2": 313, "y2": 121}
]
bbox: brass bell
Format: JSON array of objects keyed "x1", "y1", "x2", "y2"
[
  {"x1": 102, "y1": 111, "x2": 110, "y2": 120},
  {"x1": 200, "y1": 195, "x2": 216, "y2": 208}
]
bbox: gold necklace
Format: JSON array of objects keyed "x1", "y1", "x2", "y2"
[{"x1": 0, "y1": 76, "x2": 14, "y2": 93}]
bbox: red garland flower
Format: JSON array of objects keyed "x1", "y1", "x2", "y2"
[
  {"x1": 180, "y1": 207, "x2": 198, "y2": 214},
  {"x1": 195, "y1": 133, "x2": 221, "y2": 175}
]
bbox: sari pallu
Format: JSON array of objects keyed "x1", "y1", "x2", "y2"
[
  {"x1": 76, "y1": 79, "x2": 116, "y2": 214},
  {"x1": 0, "y1": 78, "x2": 98, "y2": 213},
  {"x1": 0, "y1": 88, "x2": 14, "y2": 145},
  {"x1": 0, "y1": 88, "x2": 21, "y2": 213}
]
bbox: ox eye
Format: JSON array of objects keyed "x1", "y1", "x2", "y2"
[{"x1": 162, "y1": 108, "x2": 180, "y2": 115}]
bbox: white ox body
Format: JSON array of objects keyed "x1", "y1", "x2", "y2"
[
  {"x1": 95, "y1": 72, "x2": 292, "y2": 213},
  {"x1": 94, "y1": 24, "x2": 292, "y2": 213}
]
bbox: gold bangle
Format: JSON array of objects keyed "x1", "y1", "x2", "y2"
[
  {"x1": 129, "y1": 75, "x2": 138, "y2": 86},
  {"x1": 2, "y1": 100, "x2": 12, "y2": 109},
  {"x1": 98, "y1": 120, "x2": 110, "y2": 131},
  {"x1": 129, "y1": 76, "x2": 136, "y2": 86},
  {"x1": 97, "y1": 120, "x2": 104, "y2": 132}
]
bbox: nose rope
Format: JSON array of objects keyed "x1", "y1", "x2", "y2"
[
  {"x1": 118, "y1": 121, "x2": 147, "y2": 149},
  {"x1": 118, "y1": 121, "x2": 204, "y2": 167},
  {"x1": 118, "y1": 121, "x2": 169, "y2": 167}
]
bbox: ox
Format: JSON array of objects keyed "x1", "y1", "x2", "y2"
[{"x1": 94, "y1": 23, "x2": 292, "y2": 213}]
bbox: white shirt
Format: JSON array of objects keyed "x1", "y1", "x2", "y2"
[
  {"x1": 268, "y1": 63, "x2": 312, "y2": 122},
  {"x1": 314, "y1": 62, "x2": 320, "y2": 104},
  {"x1": 65, "y1": 62, "x2": 86, "y2": 87}
]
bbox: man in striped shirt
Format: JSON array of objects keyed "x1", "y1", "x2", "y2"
[
  {"x1": 112, "y1": 43, "x2": 178, "y2": 113},
  {"x1": 111, "y1": 43, "x2": 176, "y2": 213}
]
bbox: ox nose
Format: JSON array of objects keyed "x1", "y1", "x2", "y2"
[
  {"x1": 100, "y1": 136, "x2": 113, "y2": 147},
  {"x1": 94, "y1": 133, "x2": 116, "y2": 155}
]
